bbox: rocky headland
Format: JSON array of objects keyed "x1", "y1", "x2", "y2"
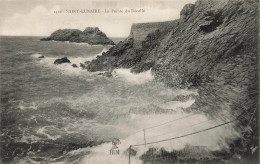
[
  {"x1": 87, "y1": 0, "x2": 259, "y2": 162},
  {"x1": 40, "y1": 27, "x2": 115, "y2": 45}
]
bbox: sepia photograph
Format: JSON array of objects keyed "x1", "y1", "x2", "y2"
[{"x1": 0, "y1": 0, "x2": 259, "y2": 163}]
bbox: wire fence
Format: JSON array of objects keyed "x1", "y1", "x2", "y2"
[{"x1": 127, "y1": 101, "x2": 258, "y2": 164}]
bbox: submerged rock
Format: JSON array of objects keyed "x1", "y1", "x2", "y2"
[
  {"x1": 72, "y1": 64, "x2": 78, "y2": 68},
  {"x1": 54, "y1": 57, "x2": 71, "y2": 64},
  {"x1": 38, "y1": 55, "x2": 44, "y2": 58},
  {"x1": 97, "y1": 72, "x2": 112, "y2": 77}
]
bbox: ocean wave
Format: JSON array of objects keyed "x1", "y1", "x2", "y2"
[
  {"x1": 19, "y1": 101, "x2": 38, "y2": 110},
  {"x1": 112, "y1": 68, "x2": 154, "y2": 84},
  {"x1": 78, "y1": 111, "x2": 240, "y2": 164},
  {"x1": 60, "y1": 90, "x2": 239, "y2": 164},
  {"x1": 30, "y1": 49, "x2": 108, "y2": 76},
  {"x1": 157, "y1": 99, "x2": 196, "y2": 110},
  {"x1": 31, "y1": 53, "x2": 43, "y2": 58},
  {"x1": 85, "y1": 48, "x2": 109, "y2": 61},
  {"x1": 65, "y1": 41, "x2": 98, "y2": 46},
  {"x1": 18, "y1": 134, "x2": 42, "y2": 144},
  {"x1": 36, "y1": 126, "x2": 62, "y2": 140},
  {"x1": 59, "y1": 40, "x2": 115, "y2": 47}
]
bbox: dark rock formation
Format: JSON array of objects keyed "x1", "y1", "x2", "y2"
[
  {"x1": 40, "y1": 27, "x2": 115, "y2": 45},
  {"x1": 130, "y1": 21, "x2": 176, "y2": 48},
  {"x1": 38, "y1": 55, "x2": 44, "y2": 58},
  {"x1": 80, "y1": 63, "x2": 86, "y2": 69},
  {"x1": 72, "y1": 64, "x2": 78, "y2": 68},
  {"x1": 54, "y1": 57, "x2": 71, "y2": 64},
  {"x1": 41, "y1": 29, "x2": 81, "y2": 42},
  {"x1": 79, "y1": 61, "x2": 91, "y2": 70},
  {"x1": 87, "y1": 0, "x2": 259, "y2": 161},
  {"x1": 39, "y1": 38, "x2": 50, "y2": 41},
  {"x1": 180, "y1": 4, "x2": 195, "y2": 19},
  {"x1": 86, "y1": 20, "x2": 179, "y2": 72},
  {"x1": 97, "y1": 72, "x2": 113, "y2": 77}
]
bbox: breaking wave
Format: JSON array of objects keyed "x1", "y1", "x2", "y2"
[
  {"x1": 31, "y1": 48, "x2": 108, "y2": 76},
  {"x1": 112, "y1": 68, "x2": 154, "y2": 84}
]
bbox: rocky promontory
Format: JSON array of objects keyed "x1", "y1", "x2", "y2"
[
  {"x1": 87, "y1": 0, "x2": 259, "y2": 162},
  {"x1": 40, "y1": 27, "x2": 115, "y2": 45}
]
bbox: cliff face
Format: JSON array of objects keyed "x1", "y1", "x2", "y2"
[
  {"x1": 130, "y1": 21, "x2": 176, "y2": 48},
  {"x1": 86, "y1": 20, "x2": 179, "y2": 72},
  {"x1": 87, "y1": 0, "x2": 259, "y2": 160},
  {"x1": 40, "y1": 27, "x2": 115, "y2": 45}
]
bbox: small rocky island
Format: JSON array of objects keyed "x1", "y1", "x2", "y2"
[{"x1": 40, "y1": 27, "x2": 115, "y2": 45}]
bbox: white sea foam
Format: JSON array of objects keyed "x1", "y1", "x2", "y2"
[
  {"x1": 31, "y1": 48, "x2": 108, "y2": 76},
  {"x1": 158, "y1": 88, "x2": 199, "y2": 97},
  {"x1": 68, "y1": 42, "x2": 90, "y2": 45},
  {"x1": 18, "y1": 134, "x2": 42, "y2": 144},
  {"x1": 78, "y1": 101, "x2": 240, "y2": 164},
  {"x1": 65, "y1": 41, "x2": 114, "y2": 47},
  {"x1": 84, "y1": 48, "x2": 108, "y2": 61},
  {"x1": 112, "y1": 68, "x2": 154, "y2": 84},
  {"x1": 29, "y1": 51, "x2": 240, "y2": 164},
  {"x1": 36, "y1": 126, "x2": 62, "y2": 140},
  {"x1": 31, "y1": 53, "x2": 43, "y2": 58},
  {"x1": 19, "y1": 101, "x2": 38, "y2": 110},
  {"x1": 158, "y1": 99, "x2": 196, "y2": 110}
]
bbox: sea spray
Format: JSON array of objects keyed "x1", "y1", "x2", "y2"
[
  {"x1": 64, "y1": 85, "x2": 241, "y2": 164},
  {"x1": 30, "y1": 48, "x2": 109, "y2": 76},
  {"x1": 4, "y1": 41, "x2": 242, "y2": 163},
  {"x1": 36, "y1": 126, "x2": 62, "y2": 140},
  {"x1": 112, "y1": 68, "x2": 154, "y2": 84},
  {"x1": 78, "y1": 111, "x2": 240, "y2": 164}
]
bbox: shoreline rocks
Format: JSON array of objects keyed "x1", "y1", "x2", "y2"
[
  {"x1": 72, "y1": 64, "x2": 78, "y2": 68},
  {"x1": 97, "y1": 72, "x2": 113, "y2": 77},
  {"x1": 54, "y1": 57, "x2": 71, "y2": 64}
]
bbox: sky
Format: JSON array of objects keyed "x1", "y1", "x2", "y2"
[{"x1": 0, "y1": 0, "x2": 196, "y2": 37}]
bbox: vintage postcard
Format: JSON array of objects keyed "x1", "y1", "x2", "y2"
[{"x1": 0, "y1": 0, "x2": 259, "y2": 163}]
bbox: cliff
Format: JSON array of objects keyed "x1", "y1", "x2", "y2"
[
  {"x1": 130, "y1": 21, "x2": 176, "y2": 48},
  {"x1": 87, "y1": 0, "x2": 259, "y2": 162},
  {"x1": 40, "y1": 27, "x2": 115, "y2": 45},
  {"x1": 86, "y1": 21, "x2": 179, "y2": 72}
]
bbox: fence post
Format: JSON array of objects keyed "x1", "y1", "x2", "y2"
[
  {"x1": 152, "y1": 148, "x2": 155, "y2": 164},
  {"x1": 143, "y1": 129, "x2": 147, "y2": 148},
  {"x1": 129, "y1": 145, "x2": 132, "y2": 164}
]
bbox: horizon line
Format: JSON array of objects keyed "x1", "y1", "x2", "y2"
[{"x1": 0, "y1": 35, "x2": 128, "y2": 38}]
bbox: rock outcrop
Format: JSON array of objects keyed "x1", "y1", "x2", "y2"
[
  {"x1": 130, "y1": 21, "x2": 176, "y2": 48},
  {"x1": 72, "y1": 64, "x2": 78, "y2": 68},
  {"x1": 86, "y1": 20, "x2": 179, "y2": 72},
  {"x1": 41, "y1": 27, "x2": 115, "y2": 45},
  {"x1": 54, "y1": 57, "x2": 71, "y2": 64},
  {"x1": 87, "y1": 0, "x2": 259, "y2": 161},
  {"x1": 97, "y1": 72, "x2": 113, "y2": 77},
  {"x1": 180, "y1": 4, "x2": 195, "y2": 19}
]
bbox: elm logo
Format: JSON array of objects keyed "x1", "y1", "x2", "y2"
[{"x1": 110, "y1": 138, "x2": 121, "y2": 155}]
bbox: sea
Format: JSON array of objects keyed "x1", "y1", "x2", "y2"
[{"x1": 0, "y1": 36, "x2": 239, "y2": 164}]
